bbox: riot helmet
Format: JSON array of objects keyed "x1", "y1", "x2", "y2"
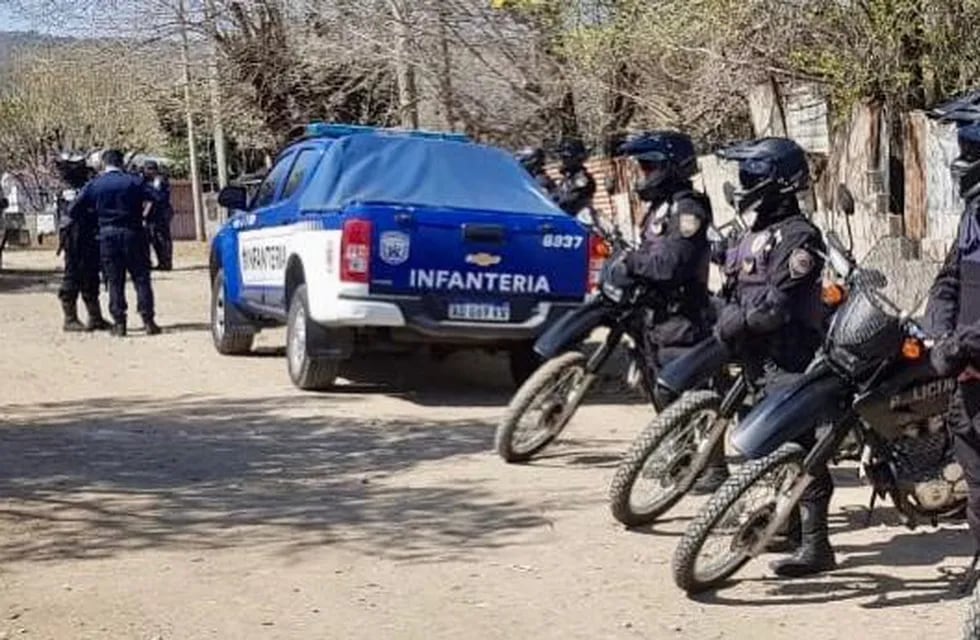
[
  {"x1": 557, "y1": 139, "x2": 588, "y2": 172},
  {"x1": 619, "y1": 131, "x2": 697, "y2": 205},
  {"x1": 717, "y1": 137, "x2": 809, "y2": 229},
  {"x1": 515, "y1": 146, "x2": 546, "y2": 175},
  {"x1": 928, "y1": 90, "x2": 980, "y2": 199}
]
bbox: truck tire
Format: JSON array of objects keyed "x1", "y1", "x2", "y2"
[
  {"x1": 287, "y1": 284, "x2": 339, "y2": 391},
  {"x1": 211, "y1": 269, "x2": 255, "y2": 355}
]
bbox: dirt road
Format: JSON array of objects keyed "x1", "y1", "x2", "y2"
[{"x1": 0, "y1": 245, "x2": 973, "y2": 639}]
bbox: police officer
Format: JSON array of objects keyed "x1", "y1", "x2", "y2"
[
  {"x1": 69, "y1": 149, "x2": 160, "y2": 337},
  {"x1": 925, "y1": 92, "x2": 980, "y2": 571},
  {"x1": 515, "y1": 146, "x2": 557, "y2": 199},
  {"x1": 143, "y1": 160, "x2": 174, "y2": 271},
  {"x1": 611, "y1": 131, "x2": 725, "y2": 491},
  {"x1": 55, "y1": 152, "x2": 110, "y2": 332},
  {"x1": 553, "y1": 139, "x2": 596, "y2": 216},
  {"x1": 714, "y1": 137, "x2": 831, "y2": 577}
]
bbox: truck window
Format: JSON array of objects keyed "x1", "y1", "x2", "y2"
[
  {"x1": 250, "y1": 152, "x2": 295, "y2": 209},
  {"x1": 281, "y1": 149, "x2": 321, "y2": 200}
]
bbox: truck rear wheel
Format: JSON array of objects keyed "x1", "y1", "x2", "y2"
[
  {"x1": 211, "y1": 269, "x2": 255, "y2": 355},
  {"x1": 287, "y1": 284, "x2": 340, "y2": 391}
]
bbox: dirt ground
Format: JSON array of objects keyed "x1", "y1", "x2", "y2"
[{"x1": 0, "y1": 243, "x2": 974, "y2": 639}]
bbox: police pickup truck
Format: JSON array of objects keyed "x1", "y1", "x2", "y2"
[{"x1": 210, "y1": 124, "x2": 603, "y2": 390}]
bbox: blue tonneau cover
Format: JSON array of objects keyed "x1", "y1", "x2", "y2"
[{"x1": 298, "y1": 134, "x2": 563, "y2": 216}]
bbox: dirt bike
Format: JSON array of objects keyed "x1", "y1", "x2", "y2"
[
  {"x1": 671, "y1": 230, "x2": 963, "y2": 594},
  {"x1": 494, "y1": 213, "x2": 736, "y2": 463},
  {"x1": 608, "y1": 185, "x2": 855, "y2": 528}
]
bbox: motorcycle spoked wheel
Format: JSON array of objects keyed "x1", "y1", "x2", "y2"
[
  {"x1": 608, "y1": 390, "x2": 724, "y2": 527},
  {"x1": 494, "y1": 351, "x2": 593, "y2": 463},
  {"x1": 964, "y1": 581, "x2": 980, "y2": 640},
  {"x1": 672, "y1": 443, "x2": 806, "y2": 594}
]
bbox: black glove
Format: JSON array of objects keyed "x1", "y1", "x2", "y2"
[
  {"x1": 930, "y1": 334, "x2": 966, "y2": 378},
  {"x1": 714, "y1": 303, "x2": 746, "y2": 344},
  {"x1": 606, "y1": 258, "x2": 634, "y2": 289}
]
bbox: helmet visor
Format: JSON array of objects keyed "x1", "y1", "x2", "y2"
[{"x1": 738, "y1": 158, "x2": 774, "y2": 190}]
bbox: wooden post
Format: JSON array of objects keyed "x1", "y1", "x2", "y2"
[{"x1": 179, "y1": 0, "x2": 205, "y2": 242}]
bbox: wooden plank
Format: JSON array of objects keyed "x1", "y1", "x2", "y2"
[{"x1": 902, "y1": 112, "x2": 928, "y2": 241}]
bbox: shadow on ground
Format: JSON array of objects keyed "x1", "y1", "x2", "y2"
[
  {"x1": 0, "y1": 394, "x2": 548, "y2": 565},
  {"x1": 0, "y1": 267, "x2": 62, "y2": 294}
]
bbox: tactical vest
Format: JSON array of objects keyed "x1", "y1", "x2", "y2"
[{"x1": 957, "y1": 200, "x2": 980, "y2": 327}]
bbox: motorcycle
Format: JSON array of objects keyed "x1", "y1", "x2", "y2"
[
  {"x1": 494, "y1": 211, "x2": 738, "y2": 463},
  {"x1": 607, "y1": 184, "x2": 854, "y2": 527},
  {"x1": 671, "y1": 227, "x2": 962, "y2": 594}
]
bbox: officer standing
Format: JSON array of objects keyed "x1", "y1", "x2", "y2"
[
  {"x1": 713, "y1": 137, "x2": 831, "y2": 577},
  {"x1": 925, "y1": 91, "x2": 980, "y2": 572},
  {"x1": 515, "y1": 146, "x2": 557, "y2": 199},
  {"x1": 553, "y1": 139, "x2": 596, "y2": 216},
  {"x1": 143, "y1": 160, "x2": 174, "y2": 271},
  {"x1": 54, "y1": 152, "x2": 110, "y2": 332},
  {"x1": 611, "y1": 131, "x2": 729, "y2": 493},
  {"x1": 68, "y1": 149, "x2": 160, "y2": 337}
]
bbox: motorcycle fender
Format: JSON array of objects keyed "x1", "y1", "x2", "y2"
[
  {"x1": 533, "y1": 300, "x2": 611, "y2": 359},
  {"x1": 655, "y1": 335, "x2": 731, "y2": 400},
  {"x1": 731, "y1": 370, "x2": 849, "y2": 459}
]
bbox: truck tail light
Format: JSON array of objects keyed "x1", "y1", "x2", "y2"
[
  {"x1": 341, "y1": 218, "x2": 373, "y2": 283},
  {"x1": 587, "y1": 234, "x2": 611, "y2": 292}
]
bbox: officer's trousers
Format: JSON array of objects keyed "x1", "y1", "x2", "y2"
[
  {"x1": 58, "y1": 236, "x2": 101, "y2": 306},
  {"x1": 147, "y1": 213, "x2": 173, "y2": 270},
  {"x1": 100, "y1": 227, "x2": 155, "y2": 323},
  {"x1": 949, "y1": 382, "x2": 980, "y2": 546}
]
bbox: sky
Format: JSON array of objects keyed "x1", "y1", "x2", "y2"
[{"x1": 0, "y1": 5, "x2": 42, "y2": 33}]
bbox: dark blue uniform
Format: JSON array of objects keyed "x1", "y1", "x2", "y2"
[
  {"x1": 554, "y1": 168, "x2": 596, "y2": 216},
  {"x1": 70, "y1": 169, "x2": 156, "y2": 329},
  {"x1": 626, "y1": 190, "x2": 713, "y2": 369},
  {"x1": 145, "y1": 175, "x2": 173, "y2": 270},
  {"x1": 927, "y1": 198, "x2": 980, "y2": 547}
]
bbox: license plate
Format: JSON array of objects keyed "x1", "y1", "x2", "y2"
[{"x1": 447, "y1": 302, "x2": 511, "y2": 322}]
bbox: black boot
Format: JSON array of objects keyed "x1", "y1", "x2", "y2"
[
  {"x1": 691, "y1": 464, "x2": 729, "y2": 495},
  {"x1": 770, "y1": 499, "x2": 837, "y2": 578},
  {"x1": 110, "y1": 320, "x2": 127, "y2": 337},
  {"x1": 143, "y1": 317, "x2": 162, "y2": 336},
  {"x1": 691, "y1": 443, "x2": 729, "y2": 495},
  {"x1": 765, "y1": 507, "x2": 802, "y2": 553},
  {"x1": 61, "y1": 299, "x2": 86, "y2": 332},
  {"x1": 84, "y1": 300, "x2": 111, "y2": 332}
]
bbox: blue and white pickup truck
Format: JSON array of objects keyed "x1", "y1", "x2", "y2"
[{"x1": 209, "y1": 124, "x2": 604, "y2": 390}]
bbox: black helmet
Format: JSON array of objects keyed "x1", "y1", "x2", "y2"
[
  {"x1": 619, "y1": 131, "x2": 697, "y2": 204},
  {"x1": 557, "y1": 139, "x2": 588, "y2": 171},
  {"x1": 717, "y1": 137, "x2": 809, "y2": 224},
  {"x1": 515, "y1": 146, "x2": 545, "y2": 174},
  {"x1": 928, "y1": 90, "x2": 980, "y2": 199}
]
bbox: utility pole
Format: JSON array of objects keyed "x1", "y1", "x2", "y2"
[
  {"x1": 179, "y1": 0, "x2": 205, "y2": 241},
  {"x1": 205, "y1": 0, "x2": 228, "y2": 192}
]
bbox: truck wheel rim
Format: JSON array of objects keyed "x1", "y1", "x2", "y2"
[
  {"x1": 214, "y1": 284, "x2": 226, "y2": 340},
  {"x1": 290, "y1": 309, "x2": 307, "y2": 375}
]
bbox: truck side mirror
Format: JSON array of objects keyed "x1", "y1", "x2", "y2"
[{"x1": 218, "y1": 186, "x2": 248, "y2": 210}]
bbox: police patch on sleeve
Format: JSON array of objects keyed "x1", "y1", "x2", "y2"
[
  {"x1": 788, "y1": 248, "x2": 816, "y2": 279},
  {"x1": 678, "y1": 213, "x2": 702, "y2": 238}
]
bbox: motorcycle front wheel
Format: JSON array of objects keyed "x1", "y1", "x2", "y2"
[
  {"x1": 608, "y1": 390, "x2": 724, "y2": 527},
  {"x1": 964, "y1": 580, "x2": 980, "y2": 640},
  {"x1": 672, "y1": 443, "x2": 805, "y2": 594},
  {"x1": 494, "y1": 351, "x2": 593, "y2": 463}
]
